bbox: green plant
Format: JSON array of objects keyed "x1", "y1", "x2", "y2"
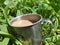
[{"x1": 0, "y1": 0, "x2": 60, "y2": 45}]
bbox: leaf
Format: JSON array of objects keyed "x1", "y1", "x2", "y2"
[
  {"x1": 8, "y1": 15, "x2": 14, "y2": 22},
  {"x1": 0, "y1": 19, "x2": 6, "y2": 24},
  {"x1": 57, "y1": 35, "x2": 60, "y2": 41},
  {"x1": 48, "y1": 6, "x2": 53, "y2": 10},
  {"x1": 52, "y1": 36, "x2": 57, "y2": 43},
  {"x1": 15, "y1": 39, "x2": 22, "y2": 45},
  {"x1": 16, "y1": 10, "x2": 23, "y2": 16},
  {"x1": 49, "y1": 42, "x2": 55, "y2": 45},
  {"x1": 31, "y1": 6, "x2": 38, "y2": 13},
  {"x1": 4, "y1": 0, "x2": 10, "y2": 5},
  {"x1": 45, "y1": 38, "x2": 51, "y2": 42},
  {"x1": 45, "y1": 41, "x2": 49, "y2": 45},
  {"x1": 54, "y1": 18, "x2": 58, "y2": 31},
  {"x1": 45, "y1": 0, "x2": 50, "y2": 4},
  {"x1": 57, "y1": 29, "x2": 60, "y2": 34},
  {"x1": 0, "y1": 35, "x2": 3, "y2": 41},
  {"x1": 0, "y1": 31, "x2": 15, "y2": 40},
  {"x1": 0, "y1": 13, "x2": 3, "y2": 18},
  {"x1": 0, "y1": 24, "x2": 8, "y2": 33},
  {"x1": 4, "y1": 0, "x2": 18, "y2": 9},
  {"x1": 0, "y1": 38, "x2": 10, "y2": 45},
  {"x1": 1, "y1": 7, "x2": 8, "y2": 23}
]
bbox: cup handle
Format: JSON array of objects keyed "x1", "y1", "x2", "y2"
[{"x1": 41, "y1": 19, "x2": 52, "y2": 38}]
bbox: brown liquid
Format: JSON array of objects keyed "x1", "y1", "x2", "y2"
[{"x1": 11, "y1": 20, "x2": 33, "y2": 27}]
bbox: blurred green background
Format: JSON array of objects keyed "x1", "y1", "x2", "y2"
[{"x1": 0, "y1": 0, "x2": 60, "y2": 45}]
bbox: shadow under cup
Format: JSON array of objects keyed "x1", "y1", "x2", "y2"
[{"x1": 9, "y1": 14, "x2": 42, "y2": 41}]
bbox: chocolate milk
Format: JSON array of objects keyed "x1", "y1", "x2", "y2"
[{"x1": 11, "y1": 20, "x2": 33, "y2": 27}]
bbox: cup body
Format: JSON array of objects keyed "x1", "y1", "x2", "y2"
[{"x1": 9, "y1": 14, "x2": 42, "y2": 45}]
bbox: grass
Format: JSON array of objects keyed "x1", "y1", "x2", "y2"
[{"x1": 0, "y1": 0, "x2": 60, "y2": 45}]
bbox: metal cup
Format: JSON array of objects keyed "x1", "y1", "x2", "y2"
[{"x1": 8, "y1": 14, "x2": 52, "y2": 45}]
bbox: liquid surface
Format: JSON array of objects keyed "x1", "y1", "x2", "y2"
[{"x1": 11, "y1": 20, "x2": 33, "y2": 27}]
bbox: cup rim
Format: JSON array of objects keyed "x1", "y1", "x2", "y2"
[{"x1": 8, "y1": 13, "x2": 42, "y2": 27}]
